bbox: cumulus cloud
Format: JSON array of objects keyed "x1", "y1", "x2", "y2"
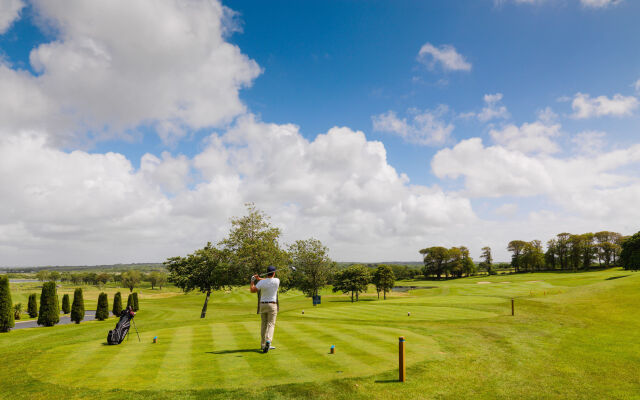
[
  {"x1": 432, "y1": 138, "x2": 640, "y2": 222},
  {"x1": 0, "y1": 0, "x2": 23, "y2": 33},
  {"x1": 571, "y1": 93, "x2": 639, "y2": 119},
  {"x1": 489, "y1": 121, "x2": 561, "y2": 154},
  {"x1": 417, "y1": 43, "x2": 471, "y2": 72},
  {"x1": 0, "y1": 0, "x2": 261, "y2": 145},
  {"x1": 0, "y1": 117, "x2": 476, "y2": 265},
  {"x1": 372, "y1": 106, "x2": 454, "y2": 146}
]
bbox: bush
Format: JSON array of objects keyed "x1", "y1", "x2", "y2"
[
  {"x1": 37, "y1": 282, "x2": 60, "y2": 327},
  {"x1": 112, "y1": 292, "x2": 122, "y2": 316},
  {"x1": 14, "y1": 303, "x2": 22, "y2": 320},
  {"x1": 132, "y1": 292, "x2": 139, "y2": 311},
  {"x1": 0, "y1": 276, "x2": 14, "y2": 332},
  {"x1": 95, "y1": 292, "x2": 109, "y2": 321},
  {"x1": 127, "y1": 293, "x2": 133, "y2": 310},
  {"x1": 70, "y1": 288, "x2": 85, "y2": 324},
  {"x1": 27, "y1": 293, "x2": 38, "y2": 318},
  {"x1": 61, "y1": 294, "x2": 70, "y2": 314}
]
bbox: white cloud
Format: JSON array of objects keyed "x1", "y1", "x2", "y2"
[
  {"x1": 417, "y1": 43, "x2": 471, "y2": 72},
  {"x1": 0, "y1": 117, "x2": 476, "y2": 265},
  {"x1": 372, "y1": 106, "x2": 454, "y2": 146},
  {"x1": 0, "y1": 0, "x2": 23, "y2": 33},
  {"x1": 462, "y1": 93, "x2": 510, "y2": 122},
  {"x1": 633, "y1": 79, "x2": 640, "y2": 92},
  {"x1": 494, "y1": 203, "x2": 518, "y2": 217},
  {"x1": 580, "y1": 0, "x2": 622, "y2": 8},
  {"x1": 0, "y1": 0, "x2": 261, "y2": 145},
  {"x1": 489, "y1": 121, "x2": 561, "y2": 154},
  {"x1": 571, "y1": 131, "x2": 607, "y2": 155},
  {"x1": 571, "y1": 93, "x2": 639, "y2": 119},
  {"x1": 432, "y1": 138, "x2": 640, "y2": 222}
]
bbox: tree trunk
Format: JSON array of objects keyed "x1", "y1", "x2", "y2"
[
  {"x1": 384, "y1": 290, "x2": 386, "y2": 300},
  {"x1": 201, "y1": 290, "x2": 211, "y2": 318},
  {"x1": 356, "y1": 291, "x2": 359, "y2": 302},
  {"x1": 377, "y1": 290, "x2": 380, "y2": 299},
  {"x1": 351, "y1": 291, "x2": 354, "y2": 302}
]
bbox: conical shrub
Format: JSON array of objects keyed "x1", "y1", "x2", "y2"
[
  {"x1": 70, "y1": 288, "x2": 85, "y2": 324},
  {"x1": 61, "y1": 294, "x2": 70, "y2": 314},
  {"x1": 37, "y1": 282, "x2": 60, "y2": 327},
  {"x1": 0, "y1": 276, "x2": 14, "y2": 332},
  {"x1": 96, "y1": 292, "x2": 109, "y2": 320},
  {"x1": 112, "y1": 292, "x2": 122, "y2": 316},
  {"x1": 127, "y1": 293, "x2": 133, "y2": 310},
  {"x1": 27, "y1": 293, "x2": 38, "y2": 318},
  {"x1": 132, "y1": 292, "x2": 139, "y2": 311}
]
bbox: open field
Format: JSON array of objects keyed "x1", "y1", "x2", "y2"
[{"x1": 1, "y1": 269, "x2": 639, "y2": 399}]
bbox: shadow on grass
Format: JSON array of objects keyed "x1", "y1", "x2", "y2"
[
  {"x1": 206, "y1": 349, "x2": 262, "y2": 354},
  {"x1": 605, "y1": 275, "x2": 629, "y2": 280},
  {"x1": 374, "y1": 379, "x2": 401, "y2": 384}
]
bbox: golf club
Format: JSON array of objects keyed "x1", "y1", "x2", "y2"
[{"x1": 252, "y1": 266, "x2": 296, "y2": 280}]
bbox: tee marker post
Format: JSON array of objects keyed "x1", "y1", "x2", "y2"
[
  {"x1": 511, "y1": 298, "x2": 514, "y2": 316},
  {"x1": 399, "y1": 336, "x2": 406, "y2": 382}
]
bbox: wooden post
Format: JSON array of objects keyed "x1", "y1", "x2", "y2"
[
  {"x1": 399, "y1": 336, "x2": 406, "y2": 382},
  {"x1": 511, "y1": 298, "x2": 514, "y2": 316}
]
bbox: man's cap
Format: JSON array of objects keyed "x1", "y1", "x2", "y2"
[{"x1": 267, "y1": 265, "x2": 277, "y2": 273}]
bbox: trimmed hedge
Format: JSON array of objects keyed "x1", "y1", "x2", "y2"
[
  {"x1": 28, "y1": 293, "x2": 38, "y2": 318},
  {"x1": 0, "y1": 276, "x2": 14, "y2": 332},
  {"x1": 71, "y1": 288, "x2": 85, "y2": 324},
  {"x1": 112, "y1": 292, "x2": 122, "y2": 316},
  {"x1": 96, "y1": 292, "x2": 109, "y2": 321},
  {"x1": 38, "y1": 282, "x2": 60, "y2": 327},
  {"x1": 61, "y1": 294, "x2": 70, "y2": 314},
  {"x1": 132, "y1": 292, "x2": 139, "y2": 311}
]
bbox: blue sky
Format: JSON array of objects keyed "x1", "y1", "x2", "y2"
[{"x1": 0, "y1": 0, "x2": 639, "y2": 265}]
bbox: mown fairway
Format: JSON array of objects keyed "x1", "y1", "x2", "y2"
[{"x1": 2, "y1": 269, "x2": 639, "y2": 399}]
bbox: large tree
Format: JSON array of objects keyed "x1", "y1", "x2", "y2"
[
  {"x1": 620, "y1": 231, "x2": 640, "y2": 271},
  {"x1": 166, "y1": 243, "x2": 235, "y2": 318},
  {"x1": 420, "y1": 246, "x2": 449, "y2": 279},
  {"x1": 121, "y1": 270, "x2": 142, "y2": 292},
  {"x1": 148, "y1": 271, "x2": 168, "y2": 290},
  {"x1": 0, "y1": 276, "x2": 14, "y2": 332},
  {"x1": 38, "y1": 282, "x2": 60, "y2": 327},
  {"x1": 507, "y1": 240, "x2": 528, "y2": 272},
  {"x1": 372, "y1": 265, "x2": 395, "y2": 300},
  {"x1": 480, "y1": 246, "x2": 493, "y2": 275},
  {"x1": 219, "y1": 203, "x2": 290, "y2": 286},
  {"x1": 288, "y1": 238, "x2": 335, "y2": 298},
  {"x1": 332, "y1": 264, "x2": 370, "y2": 302}
]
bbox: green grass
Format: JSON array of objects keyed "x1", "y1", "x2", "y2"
[{"x1": 1, "y1": 269, "x2": 639, "y2": 399}]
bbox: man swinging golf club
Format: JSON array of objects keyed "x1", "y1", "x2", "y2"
[{"x1": 250, "y1": 265, "x2": 280, "y2": 353}]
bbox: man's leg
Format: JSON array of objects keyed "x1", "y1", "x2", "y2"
[
  {"x1": 260, "y1": 304, "x2": 268, "y2": 349},
  {"x1": 265, "y1": 303, "x2": 278, "y2": 345}
]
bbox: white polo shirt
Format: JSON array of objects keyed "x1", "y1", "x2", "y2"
[{"x1": 256, "y1": 277, "x2": 280, "y2": 302}]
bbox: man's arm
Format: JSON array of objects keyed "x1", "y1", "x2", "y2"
[{"x1": 250, "y1": 275, "x2": 262, "y2": 293}]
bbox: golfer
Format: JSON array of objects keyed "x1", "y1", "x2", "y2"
[{"x1": 250, "y1": 266, "x2": 280, "y2": 353}]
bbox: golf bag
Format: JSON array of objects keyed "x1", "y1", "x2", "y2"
[{"x1": 107, "y1": 307, "x2": 135, "y2": 345}]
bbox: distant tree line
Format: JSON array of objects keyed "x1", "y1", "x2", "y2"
[
  {"x1": 34, "y1": 270, "x2": 166, "y2": 291},
  {"x1": 420, "y1": 230, "x2": 639, "y2": 278}
]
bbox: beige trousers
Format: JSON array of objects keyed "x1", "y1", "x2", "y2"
[{"x1": 259, "y1": 303, "x2": 278, "y2": 348}]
